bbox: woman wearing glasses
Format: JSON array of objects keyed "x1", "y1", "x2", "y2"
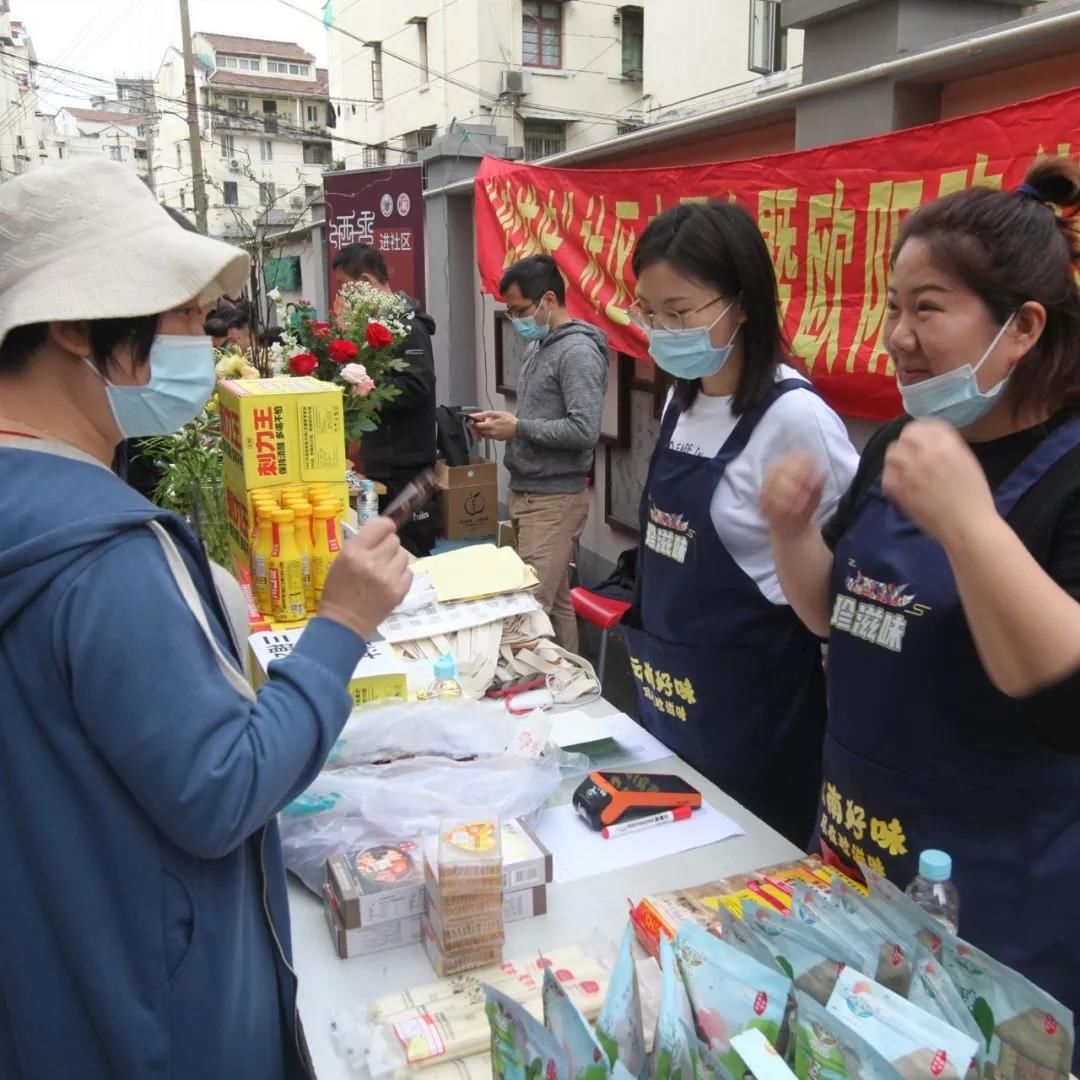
[{"x1": 621, "y1": 201, "x2": 859, "y2": 844}]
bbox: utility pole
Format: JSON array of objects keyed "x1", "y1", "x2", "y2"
[
  {"x1": 178, "y1": 0, "x2": 208, "y2": 232},
  {"x1": 144, "y1": 116, "x2": 157, "y2": 196}
]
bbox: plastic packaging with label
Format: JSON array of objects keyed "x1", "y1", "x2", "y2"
[
  {"x1": 438, "y1": 818, "x2": 503, "y2": 895},
  {"x1": 486, "y1": 985, "x2": 569, "y2": 1080},
  {"x1": 543, "y1": 963, "x2": 611, "y2": 1080},
  {"x1": 673, "y1": 922, "x2": 790, "y2": 1076},
  {"x1": 652, "y1": 934, "x2": 695, "y2": 1080},
  {"x1": 792, "y1": 991, "x2": 895, "y2": 1080},
  {"x1": 595, "y1": 926, "x2": 647, "y2": 1078},
  {"x1": 908, "y1": 945, "x2": 984, "y2": 1080}
]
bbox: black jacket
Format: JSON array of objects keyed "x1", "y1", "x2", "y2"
[{"x1": 361, "y1": 295, "x2": 437, "y2": 478}]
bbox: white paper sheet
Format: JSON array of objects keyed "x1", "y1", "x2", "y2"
[
  {"x1": 377, "y1": 591, "x2": 541, "y2": 644},
  {"x1": 549, "y1": 710, "x2": 614, "y2": 748},
  {"x1": 533, "y1": 801, "x2": 745, "y2": 884}
]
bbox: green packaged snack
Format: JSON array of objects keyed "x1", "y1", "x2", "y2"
[
  {"x1": 741, "y1": 901, "x2": 866, "y2": 1005},
  {"x1": 543, "y1": 964, "x2": 610, "y2": 1080},
  {"x1": 653, "y1": 934, "x2": 696, "y2": 1080},
  {"x1": 684, "y1": 1021, "x2": 738, "y2": 1080},
  {"x1": 793, "y1": 991, "x2": 895, "y2": 1080},
  {"x1": 487, "y1": 985, "x2": 569, "y2": 1080},
  {"x1": 595, "y1": 927, "x2": 646, "y2": 1078},
  {"x1": 861, "y1": 865, "x2": 1075, "y2": 1080},
  {"x1": 673, "y1": 922, "x2": 791, "y2": 1077},
  {"x1": 908, "y1": 946, "x2": 983, "y2": 1080}
]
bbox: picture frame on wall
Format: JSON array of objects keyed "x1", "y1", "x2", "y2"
[{"x1": 493, "y1": 311, "x2": 529, "y2": 397}]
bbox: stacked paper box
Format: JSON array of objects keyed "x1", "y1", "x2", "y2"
[{"x1": 322, "y1": 819, "x2": 552, "y2": 961}]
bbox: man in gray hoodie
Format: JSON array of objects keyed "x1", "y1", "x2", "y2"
[{"x1": 472, "y1": 254, "x2": 608, "y2": 652}]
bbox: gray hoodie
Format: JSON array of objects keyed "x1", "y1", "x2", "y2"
[{"x1": 506, "y1": 319, "x2": 609, "y2": 494}]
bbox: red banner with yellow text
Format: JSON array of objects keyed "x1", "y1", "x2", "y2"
[{"x1": 475, "y1": 86, "x2": 1080, "y2": 420}]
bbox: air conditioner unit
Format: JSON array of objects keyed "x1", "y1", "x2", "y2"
[
  {"x1": 499, "y1": 69, "x2": 527, "y2": 97},
  {"x1": 290, "y1": 196, "x2": 304, "y2": 209},
  {"x1": 229, "y1": 158, "x2": 242, "y2": 171}
]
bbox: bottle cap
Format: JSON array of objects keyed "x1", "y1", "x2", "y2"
[
  {"x1": 313, "y1": 502, "x2": 339, "y2": 518},
  {"x1": 361, "y1": 478, "x2": 376, "y2": 491},
  {"x1": 271, "y1": 509, "x2": 295, "y2": 523},
  {"x1": 291, "y1": 502, "x2": 313, "y2": 516},
  {"x1": 433, "y1": 653, "x2": 457, "y2": 679},
  {"x1": 919, "y1": 849, "x2": 952, "y2": 882}
]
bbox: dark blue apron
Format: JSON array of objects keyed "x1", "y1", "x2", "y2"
[
  {"x1": 818, "y1": 418, "x2": 1080, "y2": 1056},
  {"x1": 622, "y1": 379, "x2": 827, "y2": 846}
]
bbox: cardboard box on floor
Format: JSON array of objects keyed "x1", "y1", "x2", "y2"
[{"x1": 435, "y1": 456, "x2": 498, "y2": 540}]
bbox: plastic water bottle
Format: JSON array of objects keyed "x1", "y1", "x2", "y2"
[
  {"x1": 905, "y1": 850, "x2": 960, "y2": 935},
  {"x1": 430, "y1": 653, "x2": 463, "y2": 700},
  {"x1": 358, "y1": 479, "x2": 379, "y2": 526}
]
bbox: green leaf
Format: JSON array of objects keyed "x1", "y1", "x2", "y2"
[{"x1": 972, "y1": 997, "x2": 995, "y2": 1052}]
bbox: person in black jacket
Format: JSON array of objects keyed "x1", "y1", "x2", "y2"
[{"x1": 333, "y1": 243, "x2": 440, "y2": 555}]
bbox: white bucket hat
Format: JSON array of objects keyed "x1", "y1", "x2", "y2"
[{"x1": 0, "y1": 159, "x2": 250, "y2": 344}]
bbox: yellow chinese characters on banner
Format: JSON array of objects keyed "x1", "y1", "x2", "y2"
[
  {"x1": 629, "y1": 655, "x2": 695, "y2": 722},
  {"x1": 475, "y1": 88, "x2": 1080, "y2": 421}
]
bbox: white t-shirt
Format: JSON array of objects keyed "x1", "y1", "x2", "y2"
[{"x1": 663, "y1": 365, "x2": 859, "y2": 605}]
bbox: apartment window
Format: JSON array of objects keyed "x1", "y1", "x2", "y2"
[
  {"x1": 176, "y1": 144, "x2": 182, "y2": 168},
  {"x1": 180, "y1": 189, "x2": 187, "y2": 210},
  {"x1": 402, "y1": 125, "x2": 436, "y2": 162},
  {"x1": 371, "y1": 42, "x2": 384, "y2": 102},
  {"x1": 306, "y1": 104, "x2": 319, "y2": 123},
  {"x1": 220, "y1": 133, "x2": 235, "y2": 159},
  {"x1": 620, "y1": 6, "x2": 644, "y2": 78},
  {"x1": 107, "y1": 145, "x2": 122, "y2": 161},
  {"x1": 362, "y1": 143, "x2": 386, "y2": 168},
  {"x1": 134, "y1": 148, "x2": 147, "y2": 160},
  {"x1": 748, "y1": 0, "x2": 785, "y2": 75},
  {"x1": 227, "y1": 97, "x2": 249, "y2": 115},
  {"x1": 259, "y1": 182, "x2": 276, "y2": 206},
  {"x1": 523, "y1": 2, "x2": 562, "y2": 69},
  {"x1": 57, "y1": 145, "x2": 64, "y2": 159},
  {"x1": 220, "y1": 55, "x2": 261, "y2": 72},
  {"x1": 260, "y1": 139, "x2": 273, "y2": 161},
  {"x1": 262, "y1": 101, "x2": 278, "y2": 134},
  {"x1": 523, "y1": 119, "x2": 565, "y2": 161},
  {"x1": 267, "y1": 60, "x2": 310, "y2": 76},
  {"x1": 303, "y1": 142, "x2": 331, "y2": 165},
  {"x1": 304, "y1": 184, "x2": 319, "y2": 202},
  {"x1": 413, "y1": 17, "x2": 429, "y2": 83},
  {"x1": 223, "y1": 181, "x2": 239, "y2": 206},
  {"x1": 16, "y1": 134, "x2": 24, "y2": 148}
]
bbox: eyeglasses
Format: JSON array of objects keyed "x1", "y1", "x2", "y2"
[
  {"x1": 628, "y1": 295, "x2": 727, "y2": 333},
  {"x1": 505, "y1": 299, "x2": 540, "y2": 320}
]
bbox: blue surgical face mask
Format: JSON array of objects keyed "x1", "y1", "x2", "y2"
[
  {"x1": 647, "y1": 301, "x2": 739, "y2": 380},
  {"x1": 897, "y1": 313, "x2": 1015, "y2": 428},
  {"x1": 511, "y1": 299, "x2": 551, "y2": 342},
  {"x1": 87, "y1": 335, "x2": 217, "y2": 438}
]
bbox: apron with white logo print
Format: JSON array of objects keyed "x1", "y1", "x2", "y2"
[{"x1": 623, "y1": 379, "x2": 827, "y2": 845}]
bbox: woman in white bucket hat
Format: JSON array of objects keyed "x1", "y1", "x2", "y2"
[{"x1": 0, "y1": 161, "x2": 410, "y2": 1079}]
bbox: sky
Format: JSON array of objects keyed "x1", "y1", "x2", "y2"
[{"x1": 19, "y1": 0, "x2": 331, "y2": 112}]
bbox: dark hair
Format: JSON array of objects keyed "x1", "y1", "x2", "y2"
[
  {"x1": 203, "y1": 315, "x2": 228, "y2": 338},
  {"x1": 894, "y1": 155, "x2": 1080, "y2": 419},
  {"x1": 499, "y1": 254, "x2": 566, "y2": 306},
  {"x1": 631, "y1": 201, "x2": 787, "y2": 414},
  {"x1": 162, "y1": 205, "x2": 199, "y2": 234},
  {"x1": 0, "y1": 316, "x2": 159, "y2": 376},
  {"x1": 259, "y1": 325, "x2": 284, "y2": 347},
  {"x1": 333, "y1": 242, "x2": 389, "y2": 284},
  {"x1": 225, "y1": 309, "x2": 250, "y2": 332}
]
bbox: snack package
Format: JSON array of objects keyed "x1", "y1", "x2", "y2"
[
  {"x1": 740, "y1": 901, "x2": 865, "y2": 1005},
  {"x1": 731, "y1": 1027, "x2": 800, "y2": 1080},
  {"x1": 595, "y1": 926, "x2": 647, "y2": 1077},
  {"x1": 673, "y1": 922, "x2": 790, "y2": 1076},
  {"x1": 908, "y1": 946, "x2": 983, "y2": 1080},
  {"x1": 652, "y1": 934, "x2": 695, "y2": 1080},
  {"x1": 789, "y1": 886, "x2": 880, "y2": 983},
  {"x1": 827, "y1": 878, "x2": 916, "y2": 997},
  {"x1": 861, "y1": 865, "x2": 1075, "y2": 1080},
  {"x1": 792, "y1": 991, "x2": 895, "y2": 1080},
  {"x1": 486, "y1": 985, "x2": 569, "y2": 1080},
  {"x1": 683, "y1": 1022, "x2": 738, "y2": 1080},
  {"x1": 712, "y1": 906, "x2": 784, "y2": 971},
  {"x1": 826, "y1": 965, "x2": 978, "y2": 1080},
  {"x1": 542, "y1": 964, "x2": 610, "y2": 1080}
]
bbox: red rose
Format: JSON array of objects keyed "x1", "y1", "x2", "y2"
[
  {"x1": 365, "y1": 321, "x2": 394, "y2": 349},
  {"x1": 312, "y1": 321, "x2": 332, "y2": 338},
  {"x1": 328, "y1": 338, "x2": 359, "y2": 364},
  {"x1": 289, "y1": 352, "x2": 318, "y2": 376}
]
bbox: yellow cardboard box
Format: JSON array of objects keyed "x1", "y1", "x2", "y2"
[
  {"x1": 249, "y1": 629, "x2": 408, "y2": 708},
  {"x1": 225, "y1": 476, "x2": 350, "y2": 568},
  {"x1": 218, "y1": 376, "x2": 345, "y2": 491}
]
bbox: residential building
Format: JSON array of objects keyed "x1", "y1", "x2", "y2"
[
  {"x1": 154, "y1": 33, "x2": 333, "y2": 239},
  {"x1": 0, "y1": 1, "x2": 45, "y2": 181},
  {"x1": 412, "y1": 0, "x2": 1080, "y2": 593},
  {"x1": 50, "y1": 108, "x2": 153, "y2": 183},
  {"x1": 327, "y1": 0, "x2": 653, "y2": 168}
]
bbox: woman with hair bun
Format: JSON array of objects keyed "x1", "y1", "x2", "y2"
[{"x1": 763, "y1": 156, "x2": 1080, "y2": 1043}]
